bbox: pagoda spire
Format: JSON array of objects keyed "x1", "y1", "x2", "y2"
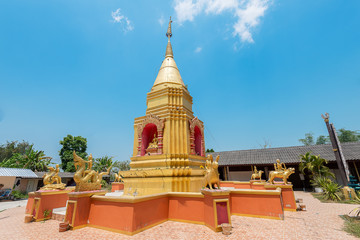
[{"x1": 165, "y1": 17, "x2": 173, "y2": 58}]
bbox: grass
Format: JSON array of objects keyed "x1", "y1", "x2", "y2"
[
  {"x1": 341, "y1": 215, "x2": 360, "y2": 238},
  {"x1": 311, "y1": 193, "x2": 359, "y2": 204}
]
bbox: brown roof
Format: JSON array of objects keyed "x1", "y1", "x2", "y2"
[{"x1": 213, "y1": 141, "x2": 360, "y2": 166}]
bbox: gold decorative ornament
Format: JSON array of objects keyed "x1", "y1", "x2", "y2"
[
  {"x1": 321, "y1": 112, "x2": 329, "y2": 123},
  {"x1": 41, "y1": 164, "x2": 66, "y2": 190},
  {"x1": 268, "y1": 159, "x2": 294, "y2": 184},
  {"x1": 73, "y1": 151, "x2": 111, "y2": 192},
  {"x1": 114, "y1": 172, "x2": 123, "y2": 182},
  {"x1": 203, "y1": 155, "x2": 220, "y2": 189},
  {"x1": 251, "y1": 166, "x2": 263, "y2": 180}
]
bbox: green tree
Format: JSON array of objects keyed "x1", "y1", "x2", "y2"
[
  {"x1": 316, "y1": 135, "x2": 330, "y2": 145},
  {"x1": 337, "y1": 128, "x2": 360, "y2": 143},
  {"x1": 93, "y1": 156, "x2": 113, "y2": 172},
  {"x1": 299, "y1": 133, "x2": 314, "y2": 146},
  {"x1": 111, "y1": 160, "x2": 130, "y2": 172},
  {"x1": 0, "y1": 145, "x2": 52, "y2": 171},
  {"x1": 59, "y1": 135, "x2": 87, "y2": 172},
  {"x1": 206, "y1": 149, "x2": 215, "y2": 153},
  {"x1": 0, "y1": 140, "x2": 31, "y2": 162}
]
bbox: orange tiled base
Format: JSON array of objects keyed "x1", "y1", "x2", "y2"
[
  {"x1": 9, "y1": 192, "x2": 358, "y2": 239},
  {"x1": 57, "y1": 188, "x2": 284, "y2": 236}
]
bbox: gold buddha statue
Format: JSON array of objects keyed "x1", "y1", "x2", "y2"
[{"x1": 147, "y1": 134, "x2": 158, "y2": 149}]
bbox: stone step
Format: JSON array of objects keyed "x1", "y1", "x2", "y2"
[{"x1": 52, "y1": 207, "x2": 67, "y2": 222}]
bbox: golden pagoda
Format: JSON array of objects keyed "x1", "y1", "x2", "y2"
[{"x1": 121, "y1": 17, "x2": 207, "y2": 196}]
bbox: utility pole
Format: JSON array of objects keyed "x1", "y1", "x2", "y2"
[{"x1": 321, "y1": 113, "x2": 349, "y2": 185}]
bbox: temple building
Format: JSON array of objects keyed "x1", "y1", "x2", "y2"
[
  {"x1": 120, "y1": 18, "x2": 207, "y2": 196},
  {"x1": 215, "y1": 141, "x2": 360, "y2": 189}
]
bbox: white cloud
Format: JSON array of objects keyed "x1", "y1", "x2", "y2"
[
  {"x1": 194, "y1": 47, "x2": 202, "y2": 53},
  {"x1": 173, "y1": 0, "x2": 271, "y2": 43},
  {"x1": 158, "y1": 16, "x2": 165, "y2": 26},
  {"x1": 111, "y1": 8, "x2": 134, "y2": 32}
]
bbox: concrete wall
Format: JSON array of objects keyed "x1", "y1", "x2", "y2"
[{"x1": 0, "y1": 176, "x2": 16, "y2": 189}]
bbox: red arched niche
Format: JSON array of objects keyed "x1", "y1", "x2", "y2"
[
  {"x1": 194, "y1": 126, "x2": 202, "y2": 156},
  {"x1": 141, "y1": 123, "x2": 157, "y2": 156}
]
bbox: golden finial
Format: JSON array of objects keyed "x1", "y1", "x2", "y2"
[
  {"x1": 166, "y1": 16, "x2": 172, "y2": 38},
  {"x1": 165, "y1": 16, "x2": 173, "y2": 58}
]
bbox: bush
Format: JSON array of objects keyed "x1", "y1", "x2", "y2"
[
  {"x1": 101, "y1": 179, "x2": 108, "y2": 188},
  {"x1": 311, "y1": 176, "x2": 331, "y2": 189},
  {"x1": 11, "y1": 190, "x2": 28, "y2": 200},
  {"x1": 322, "y1": 180, "x2": 341, "y2": 201}
]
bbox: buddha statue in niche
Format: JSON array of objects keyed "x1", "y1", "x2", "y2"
[{"x1": 146, "y1": 134, "x2": 158, "y2": 154}]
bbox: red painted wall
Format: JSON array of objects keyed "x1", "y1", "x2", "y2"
[
  {"x1": 88, "y1": 196, "x2": 169, "y2": 233},
  {"x1": 168, "y1": 197, "x2": 204, "y2": 223},
  {"x1": 230, "y1": 193, "x2": 284, "y2": 219}
]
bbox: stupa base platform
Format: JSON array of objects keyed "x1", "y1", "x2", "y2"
[
  {"x1": 220, "y1": 180, "x2": 297, "y2": 211},
  {"x1": 25, "y1": 188, "x2": 74, "y2": 222},
  {"x1": 34, "y1": 187, "x2": 285, "y2": 236},
  {"x1": 64, "y1": 190, "x2": 107, "y2": 229}
]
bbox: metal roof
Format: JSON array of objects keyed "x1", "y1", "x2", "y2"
[
  {"x1": 213, "y1": 141, "x2": 360, "y2": 166},
  {"x1": 0, "y1": 168, "x2": 38, "y2": 178},
  {"x1": 35, "y1": 172, "x2": 74, "y2": 178}
]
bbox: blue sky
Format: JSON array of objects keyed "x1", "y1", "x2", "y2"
[{"x1": 0, "y1": 0, "x2": 359, "y2": 165}]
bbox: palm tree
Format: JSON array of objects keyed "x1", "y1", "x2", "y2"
[
  {"x1": 93, "y1": 156, "x2": 113, "y2": 172},
  {"x1": 23, "y1": 145, "x2": 52, "y2": 172},
  {"x1": 299, "y1": 152, "x2": 335, "y2": 178}
]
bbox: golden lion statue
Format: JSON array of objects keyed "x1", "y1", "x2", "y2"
[
  {"x1": 268, "y1": 168, "x2": 295, "y2": 185},
  {"x1": 203, "y1": 155, "x2": 220, "y2": 190}
]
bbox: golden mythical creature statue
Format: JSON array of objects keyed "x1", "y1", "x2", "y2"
[
  {"x1": 268, "y1": 159, "x2": 295, "y2": 184},
  {"x1": 250, "y1": 166, "x2": 263, "y2": 180},
  {"x1": 203, "y1": 155, "x2": 220, "y2": 189},
  {"x1": 114, "y1": 171, "x2": 123, "y2": 182},
  {"x1": 73, "y1": 151, "x2": 111, "y2": 192},
  {"x1": 40, "y1": 164, "x2": 66, "y2": 190}
]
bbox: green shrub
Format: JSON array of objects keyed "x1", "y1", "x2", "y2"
[
  {"x1": 322, "y1": 180, "x2": 341, "y2": 201},
  {"x1": 101, "y1": 179, "x2": 108, "y2": 188},
  {"x1": 310, "y1": 176, "x2": 331, "y2": 189},
  {"x1": 11, "y1": 190, "x2": 28, "y2": 199}
]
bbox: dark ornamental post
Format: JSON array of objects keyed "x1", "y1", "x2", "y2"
[{"x1": 321, "y1": 113, "x2": 349, "y2": 185}]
